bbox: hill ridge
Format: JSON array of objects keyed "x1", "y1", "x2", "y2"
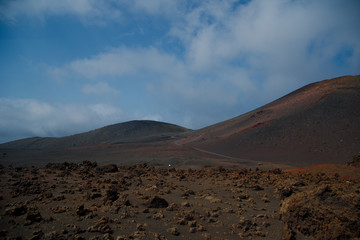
[
  {"x1": 180, "y1": 75, "x2": 360, "y2": 165},
  {"x1": 0, "y1": 120, "x2": 191, "y2": 149}
]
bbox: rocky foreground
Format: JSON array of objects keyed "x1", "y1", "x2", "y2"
[{"x1": 0, "y1": 162, "x2": 359, "y2": 240}]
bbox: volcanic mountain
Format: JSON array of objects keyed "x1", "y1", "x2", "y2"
[
  {"x1": 179, "y1": 75, "x2": 360, "y2": 165},
  {"x1": 0, "y1": 120, "x2": 191, "y2": 149},
  {"x1": 1, "y1": 75, "x2": 359, "y2": 167}
]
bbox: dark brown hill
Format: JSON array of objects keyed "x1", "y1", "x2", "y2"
[
  {"x1": 180, "y1": 75, "x2": 360, "y2": 166},
  {"x1": 1, "y1": 75, "x2": 359, "y2": 168},
  {"x1": 0, "y1": 120, "x2": 191, "y2": 150}
]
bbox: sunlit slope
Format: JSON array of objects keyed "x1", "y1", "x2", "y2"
[{"x1": 182, "y1": 75, "x2": 360, "y2": 165}]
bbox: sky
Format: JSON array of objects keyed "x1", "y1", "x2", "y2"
[{"x1": 0, "y1": 0, "x2": 360, "y2": 143}]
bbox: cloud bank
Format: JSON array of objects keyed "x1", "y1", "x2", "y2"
[{"x1": 0, "y1": 98, "x2": 125, "y2": 143}]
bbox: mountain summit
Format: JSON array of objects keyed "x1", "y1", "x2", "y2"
[
  {"x1": 0, "y1": 120, "x2": 190, "y2": 149},
  {"x1": 1, "y1": 75, "x2": 359, "y2": 167},
  {"x1": 179, "y1": 75, "x2": 360, "y2": 165}
]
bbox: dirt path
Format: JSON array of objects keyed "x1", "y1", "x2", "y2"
[{"x1": 174, "y1": 139, "x2": 289, "y2": 169}]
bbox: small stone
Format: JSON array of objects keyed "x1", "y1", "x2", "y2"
[
  {"x1": 189, "y1": 227, "x2": 197, "y2": 233},
  {"x1": 202, "y1": 233, "x2": 211, "y2": 239},
  {"x1": 187, "y1": 220, "x2": 197, "y2": 227},
  {"x1": 182, "y1": 201, "x2": 191, "y2": 207},
  {"x1": 152, "y1": 212, "x2": 165, "y2": 220},
  {"x1": 261, "y1": 194, "x2": 270, "y2": 203},
  {"x1": 148, "y1": 196, "x2": 169, "y2": 208},
  {"x1": 166, "y1": 203, "x2": 178, "y2": 211},
  {"x1": 136, "y1": 223, "x2": 145, "y2": 231},
  {"x1": 5, "y1": 205, "x2": 27, "y2": 216},
  {"x1": 25, "y1": 209, "x2": 43, "y2": 225},
  {"x1": 30, "y1": 230, "x2": 44, "y2": 240},
  {"x1": 76, "y1": 205, "x2": 91, "y2": 216},
  {"x1": 167, "y1": 227, "x2": 180, "y2": 236},
  {"x1": 196, "y1": 225, "x2": 206, "y2": 232}
]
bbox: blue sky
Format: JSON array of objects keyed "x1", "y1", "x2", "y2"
[{"x1": 0, "y1": 0, "x2": 359, "y2": 143}]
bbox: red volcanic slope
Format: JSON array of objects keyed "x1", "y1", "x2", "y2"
[
  {"x1": 183, "y1": 75, "x2": 360, "y2": 166},
  {"x1": 285, "y1": 164, "x2": 360, "y2": 180}
]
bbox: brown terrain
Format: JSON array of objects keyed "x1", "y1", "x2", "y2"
[
  {"x1": 0, "y1": 75, "x2": 359, "y2": 239},
  {"x1": 179, "y1": 75, "x2": 360, "y2": 166},
  {"x1": 1, "y1": 161, "x2": 359, "y2": 240}
]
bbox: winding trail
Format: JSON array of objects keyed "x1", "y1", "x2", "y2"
[{"x1": 174, "y1": 139, "x2": 258, "y2": 163}]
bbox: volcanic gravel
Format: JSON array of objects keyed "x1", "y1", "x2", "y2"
[{"x1": 0, "y1": 161, "x2": 359, "y2": 239}]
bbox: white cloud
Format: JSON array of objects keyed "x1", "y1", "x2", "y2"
[
  {"x1": 141, "y1": 114, "x2": 163, "y2": 122},
  {"x1": 0, "y1": 0, "x2": 180, "y2": 25},
  {"x1": 89, "y1": 104, "x2": 123, "y2": 119},
  {"x1": 68, "y1": 47, "x2": 182, "y2": 79},
  {"x1": 82, "y1": 82, "x2": 119, "y2": 95},
  {"x1": 171, "y1": 0, "x2": 360, "y2": 100},
  {"x1": 48, "y1": 67, "x2": 68, "y2": 83},
  {"x1": 10, "y1": 0, "x2": 359, "y2": 132},
  {"x1": 0, "y1": 98, "x2": 124, "y2": 143},
  {"x1": 0, "y1": 0, "x2": 122, "y2": 24},
  {"x1": 130, "y1": 0, "x2": 179, "y2": 16},
  {"x1": 57, "y1": 46, "x2": 246, "y2": 113}
]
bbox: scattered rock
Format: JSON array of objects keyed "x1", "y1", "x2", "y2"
[
  {"x1": 347, "y1": 155, "x2": 360, "y2": 167},
  {"x1": 280, "y1": 183, "x2": 360, "y2": 239},
  {"x1": 167, "y1": 227, "x2": 180, "y2": 236},
  {"x1": 87, "y1": 217, "x2": 113, "y2": 234},
  {"x1": 97, "y1": 164, "x2": 118, "y2": 173},
  {"x1": 147, "y1": 196, "x2": 169, "y2": 208},
  {"x1": 76, "y1": 205, "x2": 91, "y2": 216},
  {"x1": 104, "y1": 188, "x2": 119, "y2": 203},
  {"x1": 204, "y1": 196, "x2": 222, "y2": 203},
  {"x1": 268, "y1": 168, "x2": 282, "y2": 174},
  {"x1": 51, "y1": 206, "x2": 69, "y2": 214},
  {"x1": 261, "y1": 194, "x2": 270, "y2": 203},
  {"x1": 152, "y1": 211, "x2": 165, "y2": 220},
  {"x1": 279, "y1": 187, "x2": 293, "y2": 200},
  {"x1": 189, "y1": 227, "x2": 197, "y2": 233},
  {"x1": 30, "y1": 230, "x2": 44, "y2": 240},
  {"x1": 1, "y1": 162, "x2": 358, "y2": 240},
  {"x1": 25, "y1": 208, "x2": 43, "y2": 225},
  {"x1": 181, "y1": 201, "x2": 191, "y2": 207},
  {"x1": 5, "y1": 204, "x2": 27, "y2": 216}
]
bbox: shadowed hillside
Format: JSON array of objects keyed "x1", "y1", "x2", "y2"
[
  {"x1": 180, "y1": 75, "x2": 360, "y2": 166},
  {"x1": 1, "y1": 75, "x2": 359, "y2": 168},
  {"x1": 0, "y1": 120, "x2": 191, "y2": 149}
]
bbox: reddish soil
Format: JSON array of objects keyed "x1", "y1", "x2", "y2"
[
  {"x1": 237, "y1": 121, "x2": 271, "y2": 135},
  {"x1": 69, "y1": 145, "x2": 114, "y2": 150},
  {"x1": 285, "y1": 164, "x2": 360, "y2": 180},
  {"x1": 180, "y1": 75, "x2": 360, "y2": 166},
  {"x1": 0, "y1": 162, "x2": 359, "y2": 239}
]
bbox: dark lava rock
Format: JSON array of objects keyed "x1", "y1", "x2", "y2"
[
  {"x1": 96, "y1": 164, "x2": 118, "y2": 173},
  {"x1": 280, "y1": 183, "x2": 360, "y2": 239},
  {"x1": 0, "y1": 230, "x2": 8, "y2": 237},
  {"x1": 104, "y1": 188, "x2": 119, "y2": 202},
  {"x1": 30, "y1": 230, "x2": 44, "y2": 240},
  {"x1": 348, "y1": 155, "x2": 360, "y2": 167},
  {"x1": 268, "y1": 168, "x2": 282, "y2": 174},
  {"x1": 90, "y1": 193, "x2": 102, "y2": 199},
  {"x1": 251, "y1": 185, "x2": 264, "y2": 191},
  {"x1": 25, "y1": 209, "x2": 43, "y2": 225},
  {"x1": 45, "y1": 162, "x2": 76, "y2": 171},
  {"x1": 76, "y1": 205, "x2": 91, "y2": 217},
  {"x1": 82, "y1": 160, "x2": 98, "y2": 168},
  {"x1": 6, "y1": 204, "x2": 28, "y2": 216},
  {"x1": 148, "y1": 196, "x2": 169, "y2": 208},
  {"x1": 280, "y1": 188, "x2": 293, "y2": 200}
]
